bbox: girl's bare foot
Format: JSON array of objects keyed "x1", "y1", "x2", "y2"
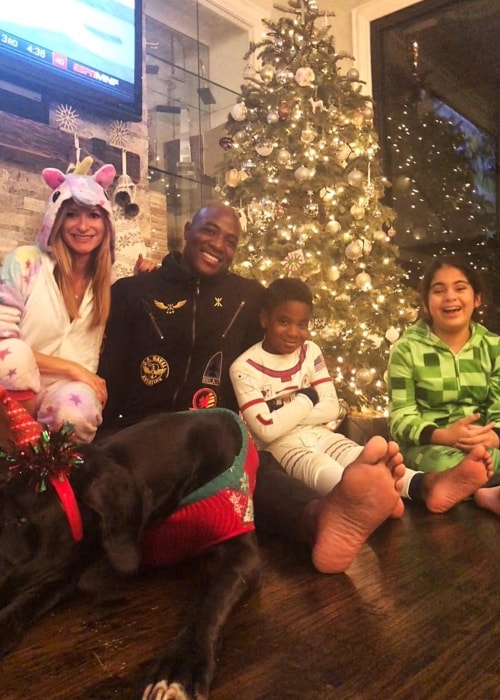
[
  {"x1": 474, "y1": 485, "x2": 500, "y2": 516},
  {"x1": 422, "y1": 445, "x2": 493, "y2": 513}
]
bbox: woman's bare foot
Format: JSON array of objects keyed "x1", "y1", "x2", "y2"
[
  {"x1": 474, "y1": 485, "x2": 500, "y2": 515},
  {"x1": 422, "y1": 445, "x2": 493, "y2": 513},
  {"x1": 305, "y1": 436, "x2": 405, "y2": 574}
]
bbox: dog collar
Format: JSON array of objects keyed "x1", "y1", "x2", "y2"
[{"x1": 49, "y1": 475, "x2": 84, "y2": 542}]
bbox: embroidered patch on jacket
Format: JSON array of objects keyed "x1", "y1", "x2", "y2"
[
  {"x1": 154, "y1": 299, "x2": 187, "y2": 314},
  {"x1": 202, "y1": 352, "x2": 222, "y2": 386},
  {"x1": 141, "y1": 355, "x2": 169, "y2": 386},
  {"x1": 192, "y1": 388, "x2": 217, "y2": 409}
]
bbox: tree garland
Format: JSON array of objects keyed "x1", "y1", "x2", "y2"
[{"x1": 0, "y1": 424, "x2": 83, "y2": 492}]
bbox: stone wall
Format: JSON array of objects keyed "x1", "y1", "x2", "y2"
[{"x1": 0, "y1": 108, "x2": 168, "y2": 275}]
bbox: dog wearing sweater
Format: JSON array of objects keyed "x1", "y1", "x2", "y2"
[{"x1": 0, "y1": 389, "x2": 260, "y2": 700}]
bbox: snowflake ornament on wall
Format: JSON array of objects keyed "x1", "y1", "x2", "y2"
[
  {"x1": 54, "y1": 104, "x2": 80, "y2": 133},
  {"x1": 110, "y1": 120, "x2": 130, "y2": 148}
]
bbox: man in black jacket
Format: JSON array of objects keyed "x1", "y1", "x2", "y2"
[{"x1": 98, "y1": 203, "x2": 409, "y2": 573}]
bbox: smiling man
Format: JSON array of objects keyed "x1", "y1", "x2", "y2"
[{"x1": 99, "y1": 204, "x2": 264, "y2": 424}]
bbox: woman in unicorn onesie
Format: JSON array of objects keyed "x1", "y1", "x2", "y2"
[{"x1": 0, "y1": 164, "x2": 116, "y2": 442}]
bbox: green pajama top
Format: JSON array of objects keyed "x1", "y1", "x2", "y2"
[{"x1": 387, "y1": 320, "x2": 500, "y2": 472}]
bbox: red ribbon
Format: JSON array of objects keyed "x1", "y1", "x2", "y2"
[{"x1": 49, "y1": 475, "x2": 83, "y2": 542}]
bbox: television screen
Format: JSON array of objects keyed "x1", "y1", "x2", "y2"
[{"x1": 0, "y1": 0, "x2": 143, "y2": 121}]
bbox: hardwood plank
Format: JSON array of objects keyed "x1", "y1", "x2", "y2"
[{"x1": 2, "y1": 501, "x2": 500, "y2": 699}]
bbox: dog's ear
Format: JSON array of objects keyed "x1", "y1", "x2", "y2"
[{"x1": 80, "y1": 447, "x2": 148, "y2": 575}]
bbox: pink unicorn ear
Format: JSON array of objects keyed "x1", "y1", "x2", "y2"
[
  {"x1": 42, "y1": 168, "x2": 67, "y2": 190},
  {"x1": 94, "y1": 164, "x2": 116, "y2": 190}
]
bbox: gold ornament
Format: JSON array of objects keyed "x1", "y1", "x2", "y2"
[
  {"x1": 326, "y1": 219, "x2": 341, "y2": 234},
  {"x1": 350, "y1": 204, "x2": 366, "y2": 220},
  {"x1": 260, "y1": 64, "x2": 275, "y2": 84},
  {"x1": 355, "y1": 368, "x2": 373, "y2": 388}
]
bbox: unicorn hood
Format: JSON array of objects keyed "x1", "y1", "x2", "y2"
[{"x1": 36, "y1": 164, "x2": 117, "y2": 262}]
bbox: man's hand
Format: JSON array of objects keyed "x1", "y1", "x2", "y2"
[{"x1": 133, "y1": 254, "x2": 158, "y2": 275}]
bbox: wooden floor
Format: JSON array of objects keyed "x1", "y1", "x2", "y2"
[{"x1": 3, "y1": 499, "x2": 500, "y2": 700}]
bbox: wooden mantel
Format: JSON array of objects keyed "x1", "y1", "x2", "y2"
[{"x1": 0, "y1": 110, "x2": 140, "y2": 181}]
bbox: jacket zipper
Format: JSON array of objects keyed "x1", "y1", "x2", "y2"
[
  {"x1": 141, "y1": 299, "x2": 164, "y2": 340},
  {"x1": 222, "y1": 300, "x2": 245, "y2": 338},
  {"x1": 172, "y1": 281, "x2": 199, "y2": 408}
]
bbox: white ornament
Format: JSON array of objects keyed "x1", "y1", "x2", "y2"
[
  {"x1": 385, "y1": 327, "x2": 400, "y2": 344},
  {"x1": 267, "y1": 109, "x2": 280, "y2": 124},
  {"x1": 224, "y1": 169, "x2": 242, "y2": 187},
  {"x1": 405, "y1": 307, "x2": 419, "y2": 322},
  {"x1": 335, "y1": 143, "x2": 352, "y2": 164},
  {"x1": 231, "y1": 102, "x2": 248, "y2": 121},
  {"x1": 110, "y1": 120, "x2": 130, "y2": 148},
  {"x1": 54, "y1": 104, "x2": 79, "y2": 133},
  {"x1": 294, "y1": 165, "x2": 314, "y2": 182},
  {"x1": 255, "y1": 140, "x2": 274, "y2": 157},
  {"x1": 276, "y1": 68, "x2": 292, "y2": 84},
  {"x1": 345, "y1": 240, "x2": 363, "y2": 260},
  {"x1": 309, "y1": 97, "x2": 324, "y2": 113},
  {"x1": 295, "y1": 67, "x2": 315, "y2": 87},
  {"x1": 355, "y1": 272, "x2": 371, "y2": 289},
  {"x1": 361, "y1": 238, "x2": 372, "y2": 255},
  {"x1": 300, "y1": 124, "x2": 317, "y2": 144},
  {"x1": 328, "y1": 265, "x2": 340, "y2": 282},
  {"x1": 320, "y1": 187, "x2": 335, "y2": 203},
  {"x1": 367, "y1": 333, "x2": 383, "y2": 349},
  {"x1": 373, "y1": 230, "x2": 387, "y2": 242},
  {"x1": 347, "y1": 169, "x2": 364, "y2": 188},
  {"x1": 276, "y1": 148, "x2": 291, "y2": 166},
  {"x1": 237, "y1": 209, "x2": 248, "y2": 232}
]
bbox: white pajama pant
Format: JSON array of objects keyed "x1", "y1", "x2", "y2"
[
  {"x1": 269, "y1": 426, "x2": 364, "y2": 495},
  {"x1": 0, "y1": 337, "x2": 102, "y2": 443}
]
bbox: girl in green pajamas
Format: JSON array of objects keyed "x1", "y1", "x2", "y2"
[{"x1": 388, "y1": 255, "x2": 500, "y2": 515}]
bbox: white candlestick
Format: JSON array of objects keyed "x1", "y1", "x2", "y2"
[{"x1": 74, "y1": 133, "x2": 80, "y2": 165}]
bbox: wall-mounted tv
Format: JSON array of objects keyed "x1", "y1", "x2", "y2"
[{"x1": 0, "y1": 0, "x2": 143, "y2": 122}]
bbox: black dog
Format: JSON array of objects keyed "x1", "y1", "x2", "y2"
[{"x1": 0, "y1": 408, "x2": 261, "y2": 699}]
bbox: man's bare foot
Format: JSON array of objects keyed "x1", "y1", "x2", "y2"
[
  {"x1": 422, "y1": 445, "x2": 493, "y2": 513},
  {"x1": 305, "y1": 436, "x2": 405, "y2": 574},
  {"x1": 474, "y1": 485, "x2": 500, "y2": 516}
]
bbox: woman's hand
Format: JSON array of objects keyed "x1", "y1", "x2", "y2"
[
  {"x1": 68, "y1": 363, "x2": 108, "y2": 404},
  {"x1": 34, "y1": 352, "x2": 108, "y2": 404}
]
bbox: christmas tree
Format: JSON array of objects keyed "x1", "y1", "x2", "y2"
[
  {"x1": 384, "y1": 42, "x2": 497, "y2": 291},
  {"x1": 218, "y1": 0, "x2": 417, "y2": 412}
]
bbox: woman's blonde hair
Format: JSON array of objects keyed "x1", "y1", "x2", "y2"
[{"x1": 49, "y1": 200, "x2": 112, "y2": 327}]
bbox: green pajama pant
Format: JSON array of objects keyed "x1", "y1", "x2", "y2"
[{"x1": 403, "y1": 444, "x2": 500, "y2": 473}]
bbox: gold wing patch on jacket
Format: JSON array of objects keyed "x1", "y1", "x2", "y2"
[{"x1": 153, "y1": 299, "x2": 187, "y2": 314}]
